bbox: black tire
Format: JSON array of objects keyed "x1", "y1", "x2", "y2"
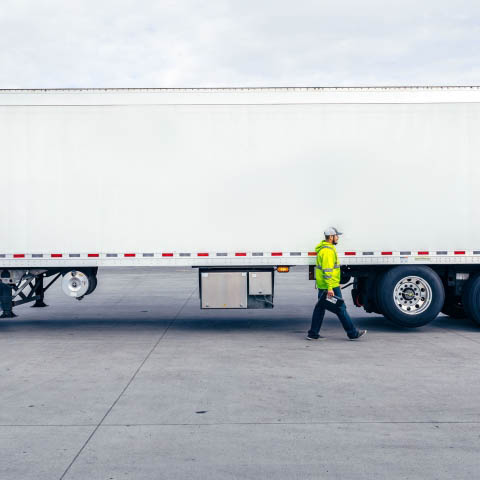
[
  {"x1": 462, "y1": 274, "x2": 480, "y2": 326},
  {"x1": 441, "y1": 298, "x2": 466, "y2": 319},
  {"x1": 85, "y1": 274, "x2": 97, "y2": 295},
  {"x1": 374, "y1": 271, "x2": 387, "y2": 315},
  {"x1": 377, "y1": 266, "x2": 444, "y2": 328}
]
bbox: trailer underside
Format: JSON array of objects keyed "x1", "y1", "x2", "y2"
[{"x1": 1, "y1": 262, "x2": 480, "y2": 328}]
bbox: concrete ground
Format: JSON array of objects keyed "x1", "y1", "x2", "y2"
[{"x1": 0, "y1": 267, "x2": 479, "y2": 480}]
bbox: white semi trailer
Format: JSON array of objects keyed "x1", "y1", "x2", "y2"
[{"x1": 1, "y1": 86, "x2": 479, "y2": 327}]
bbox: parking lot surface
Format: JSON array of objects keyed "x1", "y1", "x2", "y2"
[{"x1": 1, "y1": 267, "x2": 479, "y2": 479}]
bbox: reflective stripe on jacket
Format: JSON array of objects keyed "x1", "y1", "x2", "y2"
[{"x1": 314, "y1": 240, "x2": 341, "y2": 290}]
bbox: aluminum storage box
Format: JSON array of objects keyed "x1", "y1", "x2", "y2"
[
  {"x1": 201, "y1": 271, "x2": 247, "y2": 309},
  {"x1": 248, "y1": 272, "x2": 273, "y2": 295}
]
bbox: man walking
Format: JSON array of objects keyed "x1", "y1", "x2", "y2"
[{"x1": 307, "y1": 227, "x2": 366, "y2": 340}]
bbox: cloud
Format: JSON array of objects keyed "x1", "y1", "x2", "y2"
[{"x1": 0, "y1": 0, "x2": 479, "y2": 88}]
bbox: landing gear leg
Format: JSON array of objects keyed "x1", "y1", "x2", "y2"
[
  {"x1": 0, "y1": 283, "x2": 17, "y2": 318},
  {"x1": 31, "y1": 276, "x2": 48, "y2": 308}
]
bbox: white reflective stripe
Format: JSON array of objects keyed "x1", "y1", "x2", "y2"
[
  {"x1": 334, "y1": 264, "x2": 340, "y2": 269},
  {"x1": 323, "y1": 268, "x2": 333, "y2": 272}
]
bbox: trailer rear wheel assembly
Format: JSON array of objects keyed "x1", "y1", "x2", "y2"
[
  {"x1": 377, "y1": 266, "x2": 444, "y2": 328},
  {"x1": 61, "y1": 270, "x2": 97, "y2": 299},
  {"x1": 462, "y1": 274, "x2": 480, "y2": 326}
]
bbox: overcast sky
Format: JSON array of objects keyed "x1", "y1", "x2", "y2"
[{"x1": 1, "y1": 0, "x2": 479, "y2": 88}]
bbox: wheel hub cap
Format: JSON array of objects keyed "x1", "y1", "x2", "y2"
[
  {"x1": 393, "y1": 276, "x2": 432, "y2": 315},
  {"x1": 402, "y1": 288, "x2": 415, "y2": 300},
  {"x1": 62, "y1": 270, "x2": 89, "y2": 298}
]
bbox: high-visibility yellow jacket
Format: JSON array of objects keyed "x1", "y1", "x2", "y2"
[{"x1": 315, "y1": 240, "x2": 341, "y2": 290}]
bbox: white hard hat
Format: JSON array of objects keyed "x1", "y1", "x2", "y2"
[{"x1": 324, "y1": 227, "x2": 343, "y2": 236}]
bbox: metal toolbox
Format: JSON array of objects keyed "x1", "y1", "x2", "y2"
[
  {"x1": 248, "y1": 271, "x2": 273, "y2": 295},
  {"x1": 201, "y1": 271, "x2": 247, "y2": 309}
]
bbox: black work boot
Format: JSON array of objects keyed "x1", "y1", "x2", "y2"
[
  {"x1": 0, "y1": 310, "x2": 17, "y2": 318},
  {"x1": 306, "y1": 333, "x2": 326, "y2": 340},
  {"x1": 349, "y1": 330, "x2": 367, "y2": 340}
]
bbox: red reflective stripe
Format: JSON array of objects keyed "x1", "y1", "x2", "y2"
[
  {"x1": 344, "y1": 252, "x2": 356, "y2": 256},
  {"x1": 381, "y1": 252, "x2": 392, "y2": 256},
  {"x1": 88, "y1": 253, "x2": 99, "y2": 257},
  {"x1": 271, "y1": 252, "x2": 282, "y2": 256},
  {"x1": 13, "y1": 254, "x2": 25, "y2": 258},
  {"x1": 454, "y1": 251, "x2": 466, "y2": 255},
  {"x1": 124, "y1": 253, "x2": 136, "y2": 257},
  {"x1": 418, "y1": 251, "x2": 429, "y2": 255},
  {"x1": 197, "y1": 253, "x2": 209, "y2": 257},
  {"x1": 51, "y1": 254, "x2": 62, "y2": 258},
  {"x1": 308, "y1": 252, "x2": 316, "y2": 256},
  {"x1": 235, "y1": 252, "x2": 246, "y2": 256},
  {"x1": 162, "y1": 253, "x2": 173, "y2": 257}
]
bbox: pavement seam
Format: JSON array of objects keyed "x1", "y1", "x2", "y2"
[
  {"x1": 58, "y1": 288, "x2": 195, "y2": 480},
  {"x1": 100, "y1": 420, "x2": 480, "y2": 426},
  {"x1": 3, "y1": 420, "x2": 480, "y2": 427}
]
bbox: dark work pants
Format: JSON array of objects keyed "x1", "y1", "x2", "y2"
[{"x1": 308, "y1": 287, "x2": 359, "y2": 339}]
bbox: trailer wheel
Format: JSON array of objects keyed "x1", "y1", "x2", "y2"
[
  {"x1": 61, "y1": 270, "x2": 97, "y2": 299},
  {"x1": 441, "y1": 298, "x2": 466, "y2": 319},
  {"x1": 377, "y1": 266, "x2": 444, "y2": 328},
  {"x1": 62, "y1": 271, "x2": 90, "y2": 298},
  {"x1": 462, "y1": 274, "x2": 480, "y2": 326}
]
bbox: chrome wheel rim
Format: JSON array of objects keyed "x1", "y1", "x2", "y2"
[
  {"x1": 393, "y1": 276, "x2": 432, "y2": 315},
  {"x1": 62, "y1": 270, "x2": 89, "y2": 297}
]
